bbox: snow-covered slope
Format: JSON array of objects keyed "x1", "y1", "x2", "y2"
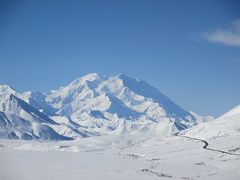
[
  {"x1": 0, "y1": 93, "x2": 57, "y2": 125},
  {"x1": 184, "y1": 105, "x2": 240, "y2": 139},
  {"x1": 0, "y1": 85, "x2": 71, "y2": 140},
  {"x1": 0, "y1": 111, "x2": 71, "y2": 140},
  {"x1": 22, "y1": 91, "x2": 57, "y2": 116}
]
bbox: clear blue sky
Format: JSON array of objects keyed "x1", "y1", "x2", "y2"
[{"x1": 0, "y1": 0, "x2": 240, "y2": 117}]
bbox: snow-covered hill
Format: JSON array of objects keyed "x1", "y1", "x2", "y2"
[
  {"x1": 0, "y1": 73, "x2": 211, "y2": 140},
  {"x1": 184, "y1": 105, "x2": 240, "y2": 139}
]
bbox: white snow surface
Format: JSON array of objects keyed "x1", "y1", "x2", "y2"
[
  {"x1": 184, "y1": 105, "x2": 240, "y2": 139},
  {"x1": 0, "y1": 132, "x2": 239, "y2": 180}
]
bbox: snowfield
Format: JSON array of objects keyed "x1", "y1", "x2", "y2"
[{"x1": 0, "y1": 133, "x2": 240, "y2": 180}]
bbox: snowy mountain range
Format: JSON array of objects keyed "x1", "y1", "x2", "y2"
[{"x1": 1, "y1": 73, "x2": 234, "y2": 141}]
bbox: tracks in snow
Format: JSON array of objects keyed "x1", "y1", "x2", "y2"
[{"x1": 174, "y1": 132, "x2": 240, "y2": 156}]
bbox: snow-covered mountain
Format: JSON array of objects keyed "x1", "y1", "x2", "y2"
[
  {"x1": 184, "y1": 105, "x2": 240, "y2": 139},
  {"x1": 22, "y1": 73, "x2": 208, "y2": 136},
  {"x1": 0, "y1": 85, "x2": 71, "y2": 140},
  {"x1": 0, "y1": 73, "x2": 211, "y2": 140}
]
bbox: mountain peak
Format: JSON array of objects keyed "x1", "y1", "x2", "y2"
[
  {"x1": 116, "y1": 73, "x2": 140, "y2": 82},
  {"x1": 23, "y1": 91, "x2": 44, "y2": 98},
  {"x1": 72, "y1": 73, "x2": 101, "y2": 85},
  {"x1": 0, "y1": 84, "x2": 16, "y2": 94},
  {"x1": 82, "y1": 73, "x2": 100, "y2": 80},
  {"x1": 220, "y1": 105, "x2": 240, "y2": 119}
]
